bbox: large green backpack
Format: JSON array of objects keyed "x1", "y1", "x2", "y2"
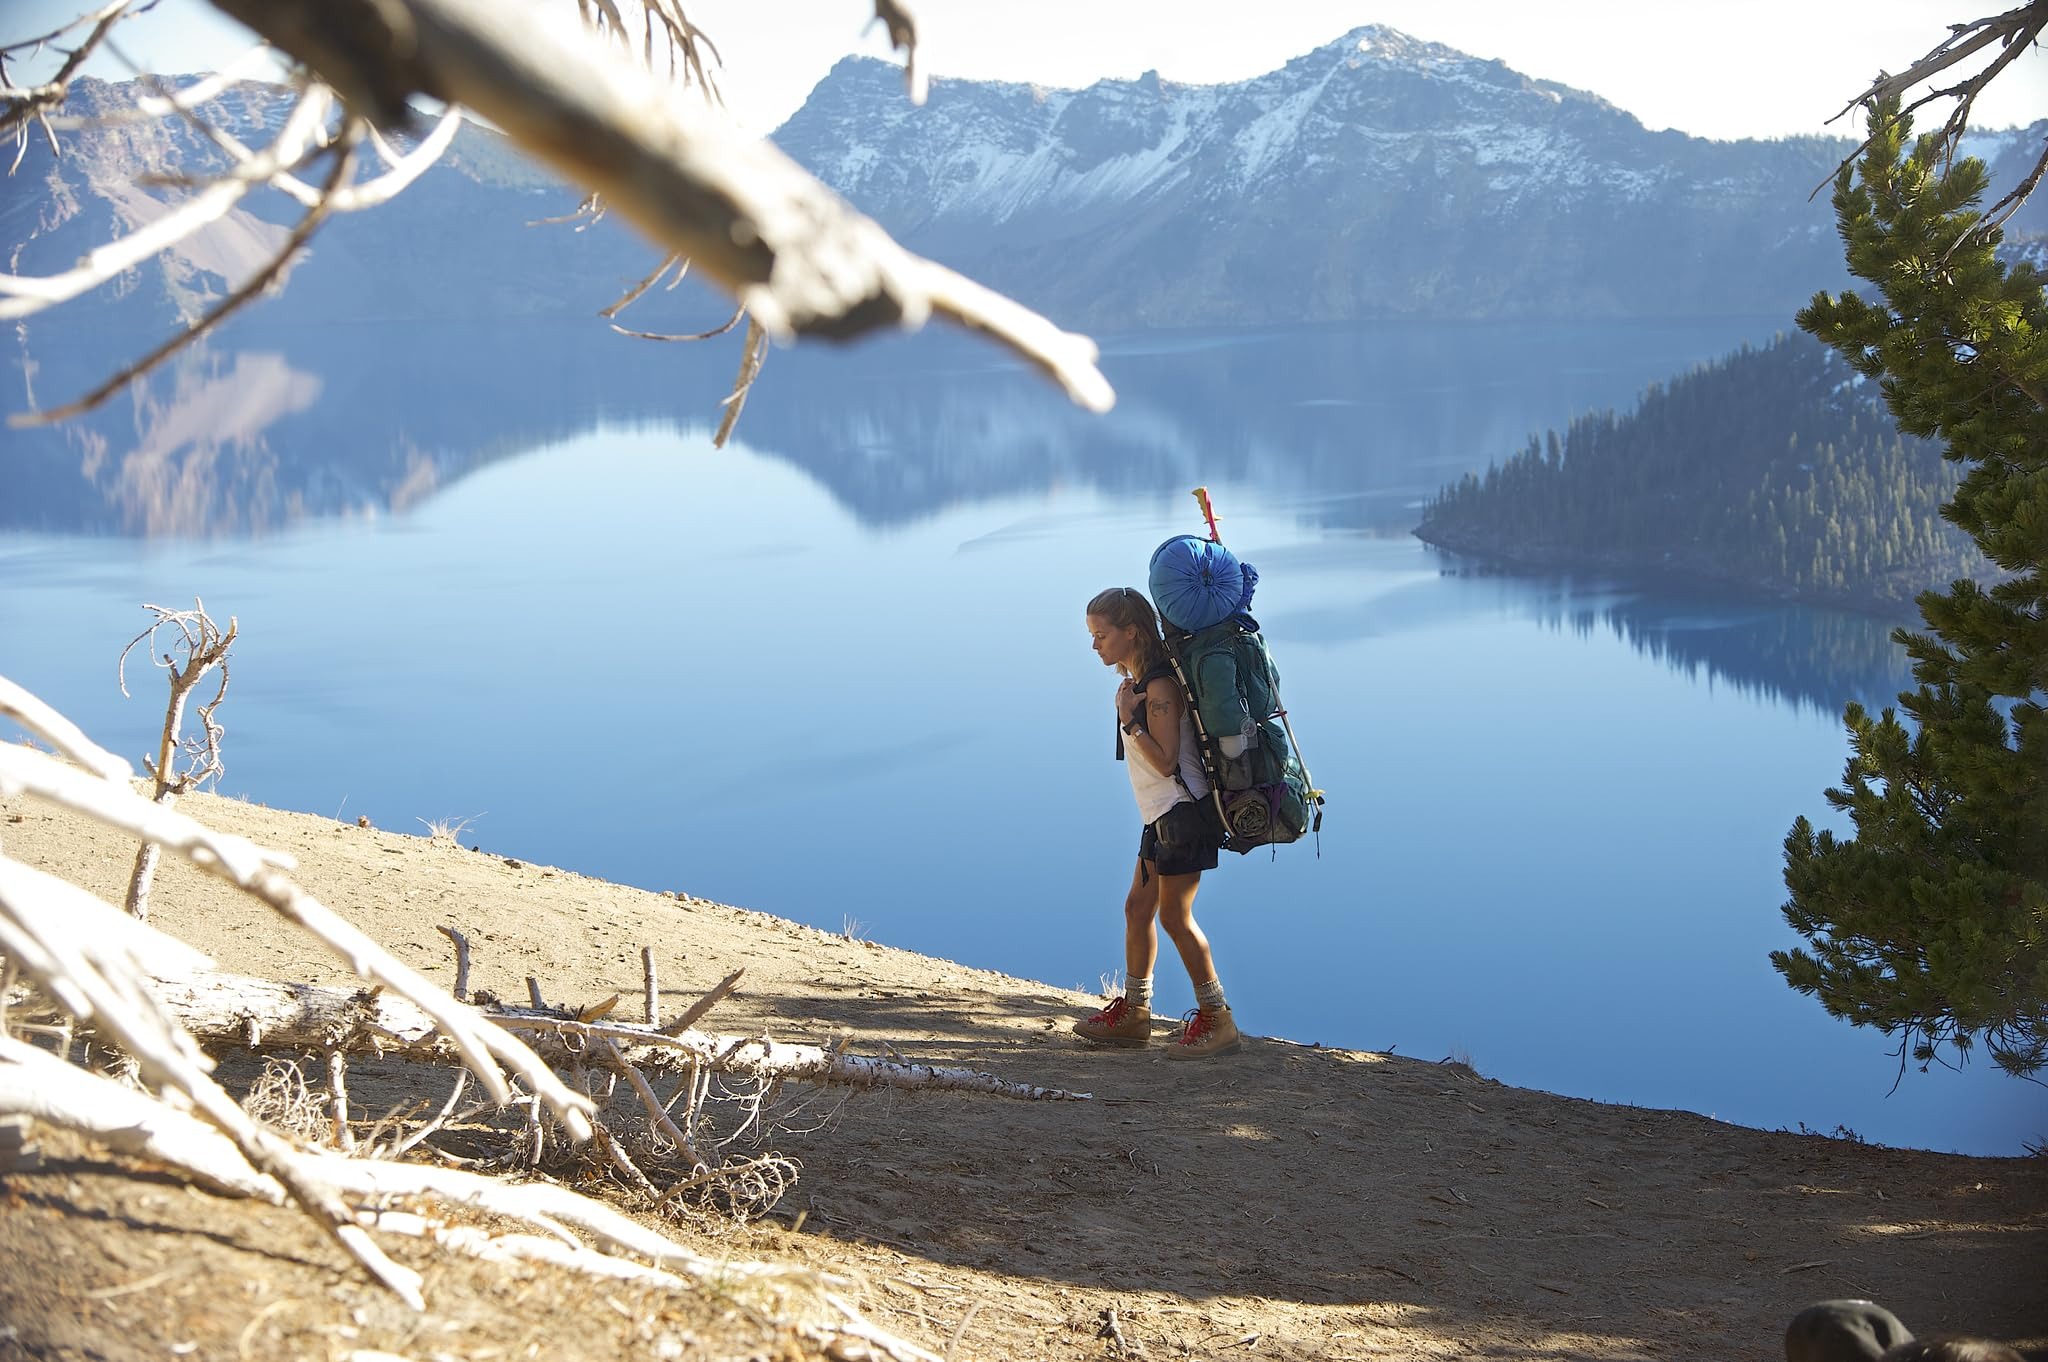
[{"x1": 1160, "y1": 615, "x2": 1323, "y2": 854}]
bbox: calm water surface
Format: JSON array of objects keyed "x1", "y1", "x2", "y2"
[{"x1": 3, "y1": 317, "x2": 2039, "y2": 1156}]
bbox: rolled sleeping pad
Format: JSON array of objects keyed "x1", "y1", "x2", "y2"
[{"x1": 1149, "y1": 535, "x2": 1244, "y2": 632}]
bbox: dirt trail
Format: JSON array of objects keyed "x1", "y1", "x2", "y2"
[{"x1": 2, "y1": 789, "x2": 2042, "y2": 1361}]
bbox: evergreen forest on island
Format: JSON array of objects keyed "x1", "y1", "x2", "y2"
[{"x1": 1414, "y1": 333, "x2": 1988, "y2": 612}]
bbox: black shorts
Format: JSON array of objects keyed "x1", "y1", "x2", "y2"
[{"x1": 1139, "y1": 799, "x2": 1220, "y2": 877}]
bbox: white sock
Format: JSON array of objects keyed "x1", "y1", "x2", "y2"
[
  {"x1": 1194, "y1": 977, "x2": 1227, "y2": 1013},
  {"x1": 1128, "y1": 974, "x2": 1154, "y2": 1010}
]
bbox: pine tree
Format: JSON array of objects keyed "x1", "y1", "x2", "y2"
[{"x1": 1774, "y1": 98, "x2": 2048, "y2": 1077}]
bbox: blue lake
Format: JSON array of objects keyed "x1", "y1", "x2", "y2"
[{"x1": 3, "y1": 316, "x2": 2040, "y2": 1157}]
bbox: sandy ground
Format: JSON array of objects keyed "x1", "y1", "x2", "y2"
[{"x1": 1, "y1": 787, "x2": 2043, "y2": 1361}]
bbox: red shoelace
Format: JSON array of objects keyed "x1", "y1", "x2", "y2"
[{"x1": 1088, "y1": 997, "x2": 1130, "y2": 1025}]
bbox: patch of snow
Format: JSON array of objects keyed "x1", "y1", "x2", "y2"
[{"x1": 1955, "y1": 130, "x2": 2008, "y2": 165}]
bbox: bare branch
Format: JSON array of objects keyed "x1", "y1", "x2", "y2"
[
  {"x1": 118, "y1": 601, "x2": 238, "y2": 800},
  {"x1": 600, "y1": 251, "x2": 686, "y2": 319},
  {"x1": 712, "y1": 317, "x2": 769, "y2": 448},
  {"x1": 1818, "y1": 1, "x2": 2048, "y2": 225},
  {"x1": 326, "y1": 1050, "x2": 358, "y2": 1153},
  {"x1": 439, "y1": 924, "x2": 472, "y2": 1001},
  {"x1": 248, "y1": 106, "x2": 461, "y2": 213},
  {"x1": 870, "y1": 0, "x2": 924, "y2": 106},
  {"x1": 640, "y1": 0, "x2": 723, "y2": 103},
  {"x1": 595, "y1": 1036, "x2": 704, "y2": 1168},
  {"x1": 1, "y1": 1043, "x2": 938, "y2": 1358},
  {"x1": 384, "y1": 1067, "x2": 467, "y2": 1159},
  {"x1": 1832, "y1": 5, "x2": 2046, "y2": 118},
  {"x1": 0, "y1": 0, "x2": 136, "y2": 137},
  {"x1": 609, "y1": 301, "x2": 744, "y2": 343},
  {"x1": 662, "y1": 967, "x2": 743, "y2": 1035},
  {"x1": 528, "y1": 191, "x2": 605, "y2": 228}
]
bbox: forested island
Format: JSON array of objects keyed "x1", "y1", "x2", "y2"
[{"x1": 1414, "y1": 333, "x2": 1989, "y2": 613}]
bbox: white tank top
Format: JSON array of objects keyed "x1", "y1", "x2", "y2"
[{"x1": 1125, "y1": 703, "x2": 1212, "y2": 824}]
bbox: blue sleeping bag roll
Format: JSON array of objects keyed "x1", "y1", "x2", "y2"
[{"x1": 1148, "y1": 535, "x2": 1245, "y2": 633}]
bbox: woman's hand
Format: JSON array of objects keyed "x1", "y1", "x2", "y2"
[{"x1": 1116, "y1": 679, "x2": 1144, "y2": 729}]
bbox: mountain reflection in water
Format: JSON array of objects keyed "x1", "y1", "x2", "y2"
[
  {"x1": 10, "y1": 315, "x2": 1787, "y2": 535},
  {"x1": 4, "y1": 315, "x2": 1913, "y2": 718}
]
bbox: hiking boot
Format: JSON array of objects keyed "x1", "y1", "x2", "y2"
[
  {"x1": 1073, "y1": 996, "x2": 1151, "y2": 1047},
  {"x1": 1166, "y1": 1005, "x2": 1241, "y2": 1059}
]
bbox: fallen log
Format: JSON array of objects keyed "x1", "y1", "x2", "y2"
[
  {"x1": 145, "y1": 965, "x2": 1091, "y2": 1102},
  {"x1": 496, "y1": 1011, "x2": 1094, "y2": 1102}
]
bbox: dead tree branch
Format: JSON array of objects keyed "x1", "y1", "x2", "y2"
[
  {"x1": 713, "y1": 317, "x2": 771, "y2": 448},
  {"x1": 664, "y1": 966, "x2": 743, "y2": 1035},
  {"x1": 1821, "y1": 1, "x2": 2048, "y2": 228},
  {"x1": 116, "y1": 600, "x2": 238, "y2": 920},
  {"x1": 0, "y1": 0, "x2": 137, "y2": 141},
  {"x1": 439, "y1": 924, "x2": 472, "y2": 1001},
  {"x1": 870, "y1": 0, "x2": 926, "y2": 106},
  {"x1": 608, "y1": 302, "x2": 746, "y2": 343}
]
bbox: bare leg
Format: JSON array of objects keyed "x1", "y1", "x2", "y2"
[
  {"x1": 1154, "y1": 870, "x2": 1217, "y2": 990},
  {"x1": 1123, "y1": 858, "x2": 1160, "y2": 985}
]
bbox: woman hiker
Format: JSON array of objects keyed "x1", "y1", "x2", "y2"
[{"x1": 1074, "y1": 586, "x2": 1242, "y2": 1058}]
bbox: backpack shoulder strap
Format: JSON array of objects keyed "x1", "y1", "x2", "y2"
[{"x1": 1134, "y1": 664, "x2": 1178, "y2": 694}]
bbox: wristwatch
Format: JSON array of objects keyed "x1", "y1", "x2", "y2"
[{"x1": 1121, "y1": 716, "x2": 1146, "y2": 737}]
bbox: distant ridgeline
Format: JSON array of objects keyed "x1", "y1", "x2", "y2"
[{"x1": 1414, "y1": 334, "x2": 1988, "y2": 613}]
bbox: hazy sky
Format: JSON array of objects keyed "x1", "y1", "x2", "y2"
[{"x1": 11, "y1": 0, "x2": 2045, "y2": 141}]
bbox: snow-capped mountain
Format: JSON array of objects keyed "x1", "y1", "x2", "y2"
[
  {"x1": 8, "y1": 29, "x2": 2043, "y2": 339},
  {"x1": 774, "y1": 25, "x2": 2047, "y2": 326}
]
